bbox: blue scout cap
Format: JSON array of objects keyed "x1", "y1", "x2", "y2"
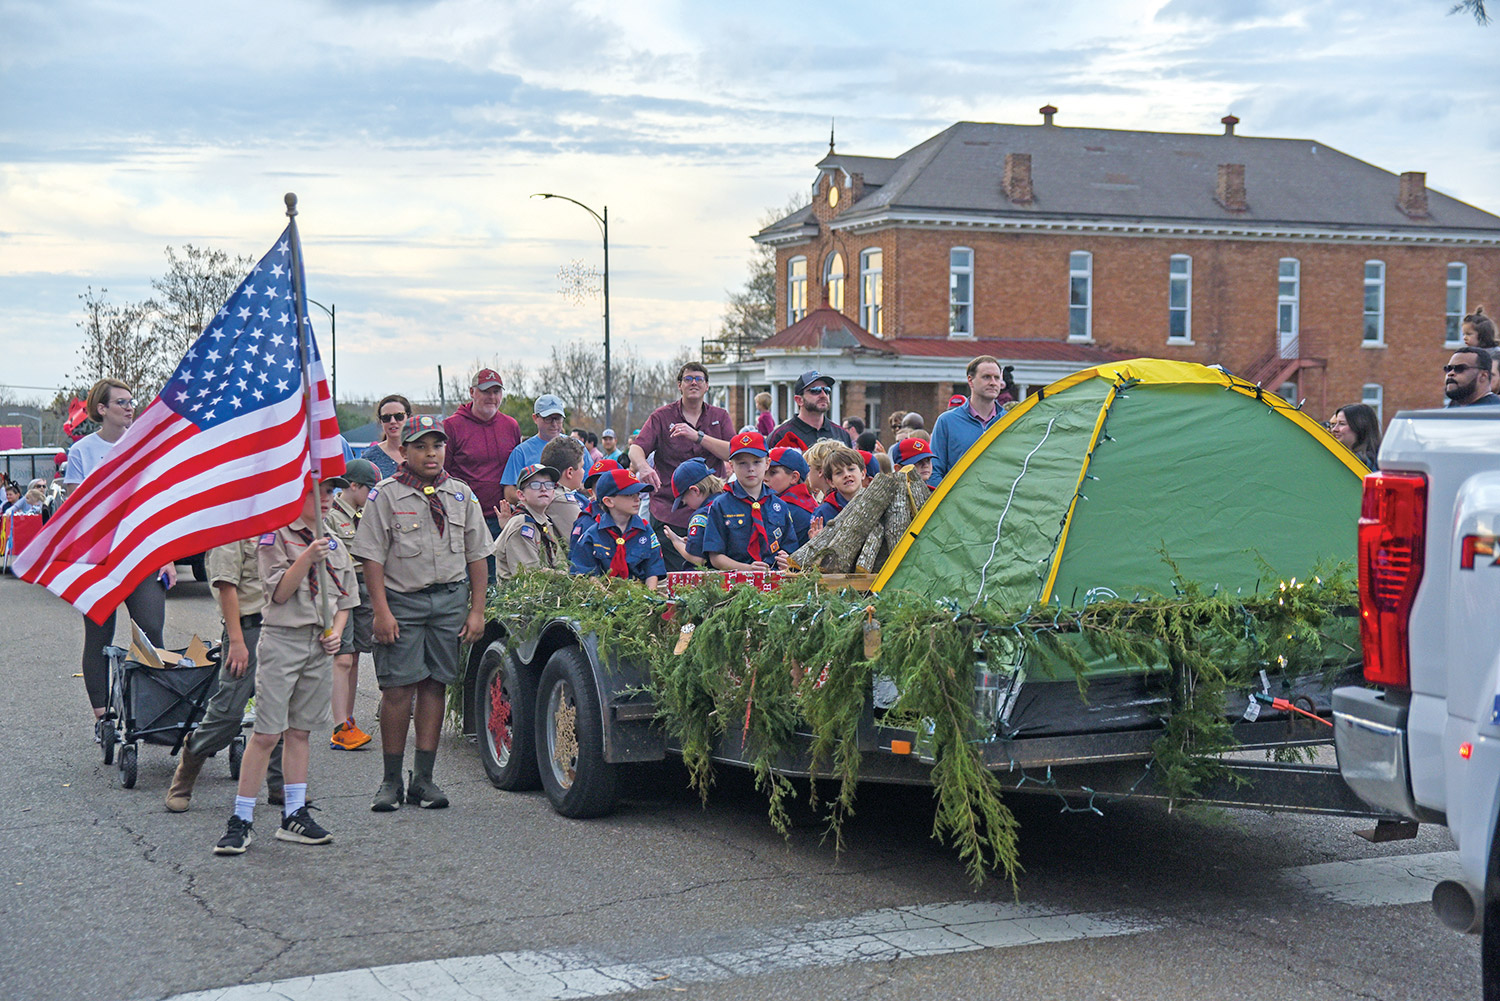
[
  {"x1": 767, "y1": 446, "x2": 809, "y2": 480},
  {"x1": 891, "y1": 437, "x2": 933, "y2": 467},
  {"x1": 670, "y1": 458, "x2": 713, "y2": 510},
  {"x1": 595, "y1": 468, "x2": 650, "y2": 498}
]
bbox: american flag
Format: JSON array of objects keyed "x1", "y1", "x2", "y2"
[{"x1": 15, "y1": 225, "x2": 345, "y2": 623}]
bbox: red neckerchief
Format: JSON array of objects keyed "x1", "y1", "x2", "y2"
[
  {"x1": 825, "y1": 490, "x2": 848, "y2": 513},
  {"x1": 779, "y1": 483, "x2": 817, "y2": 513},
  {"x1": 602, "y1": 518, "x2": 643, "y2": 578},
  {"x1": 723, "y1": 482, "x2": 769, "y2": 561},
  {"x1": 290, "y1": 526, "x2": 349, "y2": 599},
  {"x1": 395, "y1": 463, "x2": 450, "y2": 536}
]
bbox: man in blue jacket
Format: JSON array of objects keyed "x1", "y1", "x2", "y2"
[{"x1": 929, "y1": 355, "x2": 1006, "y2": 485}]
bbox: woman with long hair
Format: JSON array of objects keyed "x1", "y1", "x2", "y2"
[
  {"x1": 1328, "y1": 403, "x2": 1381, "y2": 470},
  {"x1": 64, "y1": 378, "x2": 174, "y2": 740},
  {"x1": 361, "y1": 394, "x2": 411, "y2": 479}
]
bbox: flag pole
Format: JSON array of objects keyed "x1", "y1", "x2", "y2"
[{"x1": 284, "y1": 193, "x2": 334, "y2": 636}]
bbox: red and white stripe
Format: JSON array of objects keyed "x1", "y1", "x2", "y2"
[{"x1": 14, "y1": 362, "x2": 344, "y2": 624}]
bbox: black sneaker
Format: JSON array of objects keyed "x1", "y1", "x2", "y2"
[
  {"x1": 214, "y1": 815, "x2": 253, "y2": 855},
  {"x1": 275, "y1": 805, "x2": 333, "y2": 845},
  {"x1": 406, "y1": 771, "x2": 449, "y2": 809}
]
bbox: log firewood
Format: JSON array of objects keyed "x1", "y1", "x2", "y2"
[
  {"x1": 788, "y1": 472, "x2": 899, "y2": 572},
  {"x1": 855, "y1": 526, "x2": 884, "y2": 573}
]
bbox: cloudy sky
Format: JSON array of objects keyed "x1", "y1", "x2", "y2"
[{"x1": 2, "y1": 0, "x2": 1495, "y2": 404}]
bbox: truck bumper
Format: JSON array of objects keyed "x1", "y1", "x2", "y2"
[{"x1": 1333, "y1": 686, "x2": 1426, "y2": 821}]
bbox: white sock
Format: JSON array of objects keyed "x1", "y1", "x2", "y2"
[
  {"x1": 283, "y1": 783, "x2": 307, "y2": 816},
  {"x1": 234, "y1": 796, "x2": 255, "y2": 823}
]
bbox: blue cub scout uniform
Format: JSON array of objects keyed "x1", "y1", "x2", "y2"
[
  {"x1": 569, "y1": 513, "x2": 667, "y2": 582},
  {"x1": 810, "y1": 491, "x2": 848, "y2": 525},
  {"x1": 685, "y1": 507, "x2": 712, "y2": 560},
  {"x1": 777, "y1": 492, "x2": 814, "y2": 541},
  {"x1": 701, "y1": 483, "x2": 801, "y2": 564}
]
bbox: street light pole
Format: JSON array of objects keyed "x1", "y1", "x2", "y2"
[
  {"x1": 533, "y1": 193, "x2": 611, "y2": 429},
  {"x1": 306, "y1": 298, "x2": 336, "y2": 404},
  {"x1": 7, "y1": 412, "x2": 41, "y2": 446}
]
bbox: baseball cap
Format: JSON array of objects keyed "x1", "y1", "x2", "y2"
[
  {"x1": 858, "y1": 450, "x2": 880, "y2": 477},
  {"x1": 602, "y1": 428, "x2": 616, "y2": 438},
  {"x1": 793, "y1": 370, "x2": 835, "y2": 396},
  {"x1": 402, "y1": 414, "x2": 448, "y2": 444},
  {"x1": 947, "y1": 394, "x2": 967, "y2": 408},
  {"x1": 533, "y1": 394, "x2": 566, "y2": 418},
  {"x1": 891, "y1": 437, "x2": 933, "y2": 467},
  {"x1": 670, "y1": 458, "x2": 713, "y2": 509},
  {"x1": 472, "y1": 369, "x2": 504, "y2": 390},
  {"x1": 516, "y1": 464, "x2": 560, "y2": 489},
  {"x1": 728, "y1": 430, "x2": 768, "y2": 458},
  {"x1": 320, "y1": 470, "x2": 350, "y2": 489},
  {"x1": 767, "y1": 446, "x2": 809, "y2": 480},
  {"x1": 584, "y1": 458, "x2": 620, "y2": 488},
  {"x1": 342, "y1": 457, "x2": 381, "y2": 486},
  {"x1": 594, "y1": 468, "x2": 650, "y2": 499}
]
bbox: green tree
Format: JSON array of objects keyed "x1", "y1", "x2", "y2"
[{"x1": 715, "y1": 195, "x2": 810, "y2": 358}]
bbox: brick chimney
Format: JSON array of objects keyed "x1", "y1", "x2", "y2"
[
  {"x1": 1216, "y1": 163, "x2": 1248, "y2": 212},
  {"x1": 1398, "y1": 171, "x2": 1429, "y2": 218},
  {"x1": 1003, "y1": 153, "x2": 1034, "y2": 204},
  {"x1": 1221, "y1": 114, "x2": 1239, "y2": 136},
  {"x1": 1040, "y1": 104, "x2": 1057, "y2": 126}
]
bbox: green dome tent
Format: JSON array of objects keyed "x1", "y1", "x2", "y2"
[{"x1": 875, "y1": 359, "x2": 1367, "y2": 609}]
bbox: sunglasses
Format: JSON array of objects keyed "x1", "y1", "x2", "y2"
[
  {"x1": 801, "y1": 385, "x2": 831, "y2": 396},
  {"x1": 1444, "y1": 364, "x2": 1480, "y2": 374},
  {"x1": 380, "y1": 412, "x2": 407, "y2": 422}
]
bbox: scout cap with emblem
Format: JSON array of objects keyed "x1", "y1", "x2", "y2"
[
  {"x1": 858, "y1": 450, "x2": 880, "y2": 477},
  {"x1": 594, "y1": 468, "x2": 650, "y2": 498},
  {"x1": 670, "y1": 458, "x2": 712, "y2": 510},
  {"x1": 728, "y1": 430, "x2": 768, "y2": 459},
  {"x1": 584, "y1": 457, "x2": 620, "y2": 489},
  {"x1": 401, "y1": 414, "x2": 447, "y2": 444},
  {"x1": 342, "y1": 457, "x2": 380, "y2": 486},
  {"x1": 767, "y1": 446, "x2": 809, "y2": 480},
  {"x1": 533, "y1": 394, "x2": 566, "y2": 418},
  {"x1": 516, "y1": 464, "x2": 560, "y2": 489},
  {"x1": 472, "y1": 368, "x2": 504, "y2": 390},
  {"x1": 793, "y1": 370, "x2": 835, "y2": 396},
  {"x1": 891, "y1": 437, "x2": 933, "y2": 467}
]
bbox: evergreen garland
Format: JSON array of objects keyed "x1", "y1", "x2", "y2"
[{"x1": 480, "y1": 563, "x2": 1356, "y2": 887}]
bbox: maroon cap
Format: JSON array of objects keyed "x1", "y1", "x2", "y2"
[{"x1": 472, "y1": 369, "x2": 504, "y2": 390}]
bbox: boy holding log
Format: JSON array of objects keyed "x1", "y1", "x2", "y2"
[
  {"x1": 812, "y1": 446, "x2": 866, "y2": 525},
  {"x1": 700, "y1": 431, "x2": 799, "y2": 572}
]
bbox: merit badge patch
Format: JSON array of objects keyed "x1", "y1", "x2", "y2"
[
  {"x1": 455, "y1": 492, "x2": 464, "y2": 502},
  {"x1": 328, "y1": 539, "x2": 339, "y2": 550},
  {"x1": 257, "y1": 533, "x2": 275, "y2": 546}
]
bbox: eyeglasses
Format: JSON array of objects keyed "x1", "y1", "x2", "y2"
[
  {"x1": 801, "y1": 385, "x2": 831, "y2": 396},
  {"x1": 380, "y1": 412, "x2": 407, "y2": 422},
  {"x1": 680, "y1": 375, "x2": 707, "y2": 385},
  {"x1": 1444, "y1": 364, "x2": 1479, "y2": 374},
  {"x1": 111, "y1": 398, "x2": 136, "y2": 409},
  {"x1": 524, "y1": 480, "x2": 556, "y2": 492}
]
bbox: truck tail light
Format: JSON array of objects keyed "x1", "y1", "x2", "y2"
[{"x1": 1357, "y1": 471, "x2": 1427, "y2": 689}]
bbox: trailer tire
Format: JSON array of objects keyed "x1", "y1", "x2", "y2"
[
  {"x1": 536, "y1": 645, "x2": 617, "y2": 818},
  {"x1": 478, "y1": 642, "x2": 540, "y2": 791}
]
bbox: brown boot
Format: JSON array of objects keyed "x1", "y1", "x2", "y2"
[{"x1": 165, "y1": 749, "x2": 206, "y2": 813}]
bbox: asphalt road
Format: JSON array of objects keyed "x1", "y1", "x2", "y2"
[{"x1": 0, "y1": 574, "x2": 1479, "y2": 1001}]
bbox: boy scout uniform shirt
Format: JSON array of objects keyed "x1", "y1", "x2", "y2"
[
  {"x1": 569, "y1": 513, "x2": 667, "y2": 581},
  {"x1": 257, "y1": 525, "x2": 359, "y2": 628},
  {"x1": 493, "y1": 509, "x2": 568, "y2": 579},
  {"x1": 547, "y1": 489, "x2": 585, "y2": 538},
  {"x1": 811, "y1": 490, "x2": 848, "y2": 525},
  {"x1": 685, "y1": 505, "x2": 713, "y2": 560},
  {"x1": 350, "y1": 475, "x2": 492, "y2": 593},
  {"x1": 207, "y1": 538, "x2": 267, "y2": 618},
  {"x1": 701, "y1": 483, "x2": 800, "y2": 563},
  {"x1": 324, "y1": 493, "x2": 365, "y2": 577}
]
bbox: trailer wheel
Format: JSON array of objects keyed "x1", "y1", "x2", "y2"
[
  {"x1": 536, "y1": 646, "x2": 617, "y2": 818},
  {"x1": 118, "y1": 745, "x2": 137, "y2": 789},
  {"x1": 478, "y1": 642, "x2": 540, "y2": 791}
]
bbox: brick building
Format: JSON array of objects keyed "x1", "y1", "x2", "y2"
[{"x1": 708, "y1": 110, "x2": 1500, "y2": 434}]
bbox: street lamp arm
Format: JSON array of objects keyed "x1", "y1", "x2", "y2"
[{"x1": 532, "y1": 193, "x2": 605, "y2": 236}]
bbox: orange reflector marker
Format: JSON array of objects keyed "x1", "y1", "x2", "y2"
[
  {"x1": 1460, "y1": 742, "x2": 1474, "y2": 760},
  {"x1": 890, "y1": 740, "x2": 912, "y2": 755}
]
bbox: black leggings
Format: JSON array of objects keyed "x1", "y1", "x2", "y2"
[{"x1": 81, "y1": 577, "x2": 167, "y2": 710}]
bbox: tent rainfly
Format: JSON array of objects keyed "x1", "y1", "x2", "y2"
[{"x1": 874, "y1": 359, "x2": 1368, "y2": 609}]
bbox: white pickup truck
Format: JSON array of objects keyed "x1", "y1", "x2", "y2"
[{"x1": 1333, "y1": 406, "x2": 1500, "y2": 993}]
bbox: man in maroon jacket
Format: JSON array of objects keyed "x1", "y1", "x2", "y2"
[
  {"x1": 629, "y1": 362, "x2": 733, "y2": 571},
  {"x1": 443, "y1": 368, "x2": 521, "y2": 581}
]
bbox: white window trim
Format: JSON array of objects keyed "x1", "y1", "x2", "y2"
[
  {"x1": 948, "y1": 246, "x2": 974, "y2": 338},
  {"x1": 1446, "y1": 261, "x2": 1468, "y2": 347},
  {"x1": 1167, "y1": 253, "x2": 1193, "y2": 344},
  {"x1": 1068, "y1": 250, "x2": 1093, "y2": 343},
  {"x1": 1362, "y1": 383, "x2": 1383, "y2": 424},
  {"x1": 1362, "y1": 259, "x2": 1385, "y2": 348},
  {"x1": 1278, "y1": 257, "x2": 1300, "y2": 341},
  {"x1": 787, "y1": 255, "x2": 807, "y2": 326},
  {"x1": 859, "y1": 248, "x2": 882, "y2": 335}
]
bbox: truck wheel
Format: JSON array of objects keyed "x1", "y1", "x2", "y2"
[
  {"x1": 536, "y1": 645, "x2": 617, "y2": 818},
  {"x1": 1484, "y1": 813, "x2": 1500, "y2": 999},
  {"x1": 477, "y1": 642, "x2": 540, "y2": 791}
]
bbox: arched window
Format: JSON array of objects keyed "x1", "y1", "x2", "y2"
[
  {"x1": 787, "y1": 256, "x2": 807, "y2": 325},
  {"x1": 824, "y1": 251, "x2": 846, "y2": 312}
]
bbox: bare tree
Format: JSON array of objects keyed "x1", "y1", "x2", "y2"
[
  {"x1": 1452, "y1": 0, "x2": 1489, "y2": 24},
  {"x1": 148, "y1": 244, "x2": 254, "y2": 386},
  {"x1": 74, "y1": 287, "x2": 163, "y2": 400},
  {"x1": 714, "y1": 194, "x2": 811, "y2": 359}
]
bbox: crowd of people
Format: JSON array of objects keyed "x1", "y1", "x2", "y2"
[{"x1": 49, "y1": 321, "x2": 1497, "y2": 857}]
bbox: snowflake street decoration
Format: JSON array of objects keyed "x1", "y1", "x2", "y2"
[{"x1": 558, "y1": 258, "x2": 601, "y2": 306}]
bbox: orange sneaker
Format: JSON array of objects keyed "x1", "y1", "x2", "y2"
[{"x1": 330, "y1": 719, "x2": 372, "y2": 751}]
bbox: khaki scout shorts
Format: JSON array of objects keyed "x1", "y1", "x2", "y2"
[
  {"x1": 252, "y1": 624, "x2": 335, "y2": 734},
  {"x1": 372, "y1": 582, "x2": 468, "y2": 689},
  {"x1": 337, "y1": 577, "x2": 374, "y2": 655}
]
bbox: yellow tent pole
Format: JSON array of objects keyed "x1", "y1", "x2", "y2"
[{"x1": 1037, "y1": 381, "x2": 1119, "y2": 605}]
